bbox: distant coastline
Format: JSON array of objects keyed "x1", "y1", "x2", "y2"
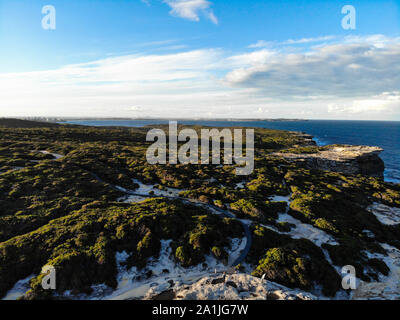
[
  {"x1": 3, "y1": 117, "x2": 400, "y2": 123},
  {"x1": 1, "y1": 117, "x2": 399, "y2": 183},
  {"x1": 10, "y1": 117, "x2": 309, "y2": 123},
  {"x1": 58, "y1": 119, "x2": 400, "y2": 184}
]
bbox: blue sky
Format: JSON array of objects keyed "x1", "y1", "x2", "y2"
[{"x1": 0, "y1": 0, "x2": 399, "y2": 119}]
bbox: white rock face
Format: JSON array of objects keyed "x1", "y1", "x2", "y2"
[
  {"x1": 351, "y1": 282, "x2": 400, "y2": 300},
  {"x1": 39, "y1": 150, "x2": 64, "y2": 159},
  {"x1": 275, "y1": 145, "x2": 384, "y2": 177},
  {"x1": 276, "y1": 213, "x2": 338, "y2": 247},
  {"x1": 367, "y1": 203, "x2": 400, "y2": 225},
  {"x1": 263, "y1": 194, "x2": 338, "y2": 248},
  {"x1": 353, "y1": 243, "x2": 400, "y2": 300},
  {"x1": 2, "y1": 275, "x2": 34, "y2": 300},
  {"x1": 269, "y1": 195, "x2": 291, "y2": 202},
  {"x1": 118, "y1": 180, "x2": 185, "y2": 203},
  {"x1": 163, "y1": 273, "x2": 317, "y2": 301},
  {"x1": 98, "y1": 238, "x2": 245, "y2": 300},
  {"x1": 235, "y1": 182, "x2": 246, "y2": 189}
]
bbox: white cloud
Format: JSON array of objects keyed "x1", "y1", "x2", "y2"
[
  {"x1": 225, "y1": 36, "x2": 400, "y2": 99},
  {"x1": 0, "y1": 49, "x2": 230, "y2": 118},
  {"x1": 164, "y1": 0, "x2": 218, "y2": 24},
  {"x1": 328, "y1": 92, "x2": 400, "y2": 114},
  {"x1": 226, "y1": 49, "x2": 276, "y2": 68},
  {"x1": 127, "y1": 106, "x2": 144, "y2": 112},
  {"x1": 248, "y1": 40, "x2": 272, "y2": 49},
  {"x1": 0, "y1": 35, "x2": 399, "y2": 120},
  {"x1": 248, "y1": 36, "x2": 336, "y2": 48},
  {"x1": 283, "y1": 36, "x2": 336, "y2": 44},
  {"x1": 141, "y1": 0, "x2": 151, "y2": 6}
]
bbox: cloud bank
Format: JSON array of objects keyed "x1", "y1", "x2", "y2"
[
  {"x1": 164, "y1": 0, "x2": 218, "y2": 24},
  {"x1": 225, "y1": 35, "x2": 400, "y2": 99},
  {"x1": 0, "y1": 35, "x2": 399, "y2": 120}
]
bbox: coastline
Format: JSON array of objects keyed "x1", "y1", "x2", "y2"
[
  {"x1": 61, "y1": 119, "x2": 400, "y2": 184},
  {"x1": 1, "y1": 118, "x2": 400, "y2": 301}
]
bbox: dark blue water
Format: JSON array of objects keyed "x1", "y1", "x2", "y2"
[{"x1": 65, "y1": 120, "x2": 400, "y2": 183}]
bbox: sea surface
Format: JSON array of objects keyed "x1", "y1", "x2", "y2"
[{"x1": 64, "y1": 120, "x2": 400, "y2": 183}]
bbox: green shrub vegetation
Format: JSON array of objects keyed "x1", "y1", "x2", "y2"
[
  {"x1": 0, "y1": 119, "x2": 399, "y2": 299},
  {"x1": 248, "y1": 225, "x2": 341, "y2": 296}
]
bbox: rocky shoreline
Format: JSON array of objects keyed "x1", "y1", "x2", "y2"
[
  {"x1": 0, "y1": 120, "x2": 399, "y2": 301},
  {"x1": 147, "y1": 273, "x2": 318, "y2": 300},
  {"x1": 275, "y1": 145, "x2": 385, "y2": 178}
]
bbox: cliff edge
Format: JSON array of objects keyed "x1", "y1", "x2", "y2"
[
  {"x1": 275, "y1": 145, "x2": 385, "y2": 177},
  {"x1": 146, "y1": 273, "x2": 317, "y2": 300}
]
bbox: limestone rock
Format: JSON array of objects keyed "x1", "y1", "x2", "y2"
[
  {"x1": 351, "y1": 281, "x2": 400, "y2": 300},
  {"x1": 275, "y1": 145, "x2": 384, "y2": 177},
  {"x1": 147, "y1": 273, "x2": 317, "y2": 300},
  {"x1": 289, "y1": 132, "x2": 317, "y2": 147},
  {"x1": 367, "y1": 203, "x2": 400, "y2": 225}
]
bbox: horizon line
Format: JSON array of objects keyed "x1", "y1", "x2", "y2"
[{"x1": 2, "y1": 117, "x2": 400, "y2": 122}]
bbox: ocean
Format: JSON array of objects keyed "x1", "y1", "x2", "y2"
[{"x1": 64, "y1": 120, "x2": 400, "y2": 184}]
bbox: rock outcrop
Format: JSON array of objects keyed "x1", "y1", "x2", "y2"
[
  {"x1": 146, "y1": 273, "x2": 317, "y2": 300},
  {"x1": 275, "y1": 145, "x2": 385, "y2": 177},
  {"x1": 351, "y1": 243, "x2": 400, "y2": 300},
  {"x1": 367, "y1": 203, "x2": 400, "y2": 225},
  {"x1": 351, "y1": 281, "x2": 400, "y2": 300},
  {"x1": 290, "y1": 132, "x2": 317, "y2": 147}
]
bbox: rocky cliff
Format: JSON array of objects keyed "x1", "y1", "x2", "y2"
[
  {"x1": 275, "y1": 145, "x2": 385, "y2": 177},
  {"x1": 146, "y1": 273, "x2": 317, "y2": 300},
  {"x1": 290, "y1": 132, "x2": 317, "y2": 147}
]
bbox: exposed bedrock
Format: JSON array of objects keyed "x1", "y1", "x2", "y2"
[
  {"x1": 147, "y1": 273, "x2": 317, "y2": 300},
  {"x1": 275, "y1": 145, "x2": 385, "y2": 177},
  {"x1": 289, "y1": 132, "x2": 317, "y2": 147}
]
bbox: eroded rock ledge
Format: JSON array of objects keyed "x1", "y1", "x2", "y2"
[
  {"x1": 275, "y1": 145, "x2": 385, "y2": 177},
  {"x1": 147, "y1": 273, "x2": 317, "y2": 300},
  {"x1": 289, "y1": 132, "x2": 317, "y2": 147}
]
